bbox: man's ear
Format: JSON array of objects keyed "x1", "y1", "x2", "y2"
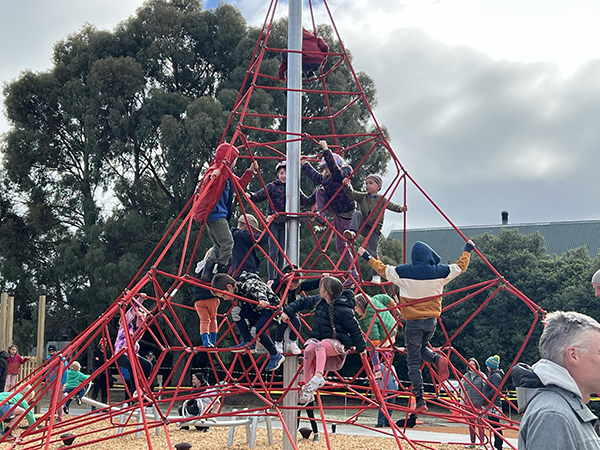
[{"x1": 564, "y1": 346, "x2": 580, "y2": 365}]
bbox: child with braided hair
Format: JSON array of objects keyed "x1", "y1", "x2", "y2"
[{"x1": 281, "y1": 276, "x2": 366, "y2": 405}]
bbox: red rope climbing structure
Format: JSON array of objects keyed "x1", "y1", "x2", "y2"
[{"x1": 0, "y1": 1, "x2": 542, "y2": 449}]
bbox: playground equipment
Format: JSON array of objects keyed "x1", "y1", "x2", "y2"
[{"x1": 0, "y1": 1, "x2": 542, "y2": 449}]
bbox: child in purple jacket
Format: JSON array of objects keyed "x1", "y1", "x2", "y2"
[
  {"x1": 250, "y1": 161, "x2": 311, "y2": 283},
  {"x1": 302, "y1": 141, "x2": 358, "y2": 287}
]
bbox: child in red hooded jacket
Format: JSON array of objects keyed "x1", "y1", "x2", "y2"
[{"x1": 192, "y1": 143, "x2": 258, "y2": 281}]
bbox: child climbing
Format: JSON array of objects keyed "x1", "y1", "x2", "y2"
[
  {"x1": 281, "y1": 275, "x2": 366, "y2": 405},
  {"x1": 230, "y1": 213, "x2": 267, "y2": 278},
  {"x1": 278, "y1": 28, "x2": 329, "y2": 81},
  {"x1": 192, "y1": 142, "x2": 258, "y2": 281},
  {"x1": 358, "y1": 239, "x2": 475, "y2": 412},
  {"x1": 249, "y1": 161, "x2": 312, "y2": 283},
  {"x1": 211, "y1": 272, "x2": 285, "y2": 372},
  {"x1": 342, "y1": 174, "x2": 407, "y2": 283},
  {"x1": 114, "y1": 297, "x2": 154, "y2": 398},
  {"x1": 193, "y1": 251, "x2": 221, "y2": 348},
  {"x1": 302, "y1": 141, "x2": 358, "y2": 287},
  {"x1": 354, "y1": 293, "x2": 398, "y2": 378},
  {"x1": 63, "y1": 361, "x2": 90, "y2": 414},
  {"x1": 271, "y1": 265, "x2": 321, "y2": 355}
]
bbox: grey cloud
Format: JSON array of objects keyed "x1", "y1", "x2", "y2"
[{"x1": 350, "y1": 28, "x2": 600, "y2": 229}]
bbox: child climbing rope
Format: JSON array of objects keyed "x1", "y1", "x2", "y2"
[
  {"x1": 271, "y1": 265, "x2": 320, "y2": 355},
  {"x1": 281, "y1": 275, "x2": 366, "y2": 405},
  {"x1": 354, "y1": 293, "x2": 398, "y2": 378},
  {"x1": 192, "y1": 142, "x2": 258, "y2": 281},
  {"x1": 302, "y1": 141, "x2": 358, "y2": 288},
  {"x1": 211, "y1": 272, "x2": 285, "y2": 372},
  {"x1": 249, "y1": 161, "x2": 311, "y2": 283},
  {"x1": 342, "y1": 174, "x2": 407, "y2": 283},
  {"x1": 358, "y1": 239, "x2": 475, "y2": 412}
]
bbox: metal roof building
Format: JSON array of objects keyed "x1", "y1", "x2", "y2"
[{"x1": 389, "y1": 218, "x2": 600, "y2": 264}]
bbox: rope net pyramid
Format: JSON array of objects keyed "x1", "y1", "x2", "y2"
[{"x1": 1, "y1": 1, "x2": 543, "y2": 448}]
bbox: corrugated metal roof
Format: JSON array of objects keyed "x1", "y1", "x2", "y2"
[{"x1": 388, "y1": 220, "x2": 600, "y2": 264}]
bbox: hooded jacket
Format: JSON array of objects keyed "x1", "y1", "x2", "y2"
[
  {"x1": 0, "y1": 350, "x2": 8, "y2": 391},
  {"x1": 356, "y1": 294, "x2": 397, "y2": 343},
  {"x1": 192, "y1": 143, "x2": 255, "y2": 224},
  {"x1": 278, "y1": 29, "x2": 329, "y2": 80},
  {"x1": 513, "y1": 359, "x2": 600, "y2": 450},
  {"x1": 303, "y1": 148, "x2": 355, "y2": 216},
  {"x1": 283, "y1": 290, "x2": 366, "y2": 352},
  {"x1": 365, "y1": 241, "x2": 471, "y2": 320}
]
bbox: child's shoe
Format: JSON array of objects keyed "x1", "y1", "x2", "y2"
[
  {"x1": 201, "y1": 333, "x2": 214, "y2": 348},
  {"x1": 343, "y1": 230, "x2": 356, "y2": 240},
  {"x1": 231, "y1": 342, "x2": 256, "y2": 353},
  {"x1": 342, "y1": 278, "x2": 355, "y2": 289},
  {"x1": 209, "y1": 332, "x2": 217, "y2": 346},
  {"x1": 371, "y1": 275, "x2": 381, "y2": 284},
  {"x1": 313, "y1": 432, "x2": 320, "y2": 442},
  {"x1": 76, "y1": 396, "x2": 82, "y2": 406},
  {"x1": 287, "y1": 340, "x2": 302, "y2": 355},
  {"x1": 275, "y1": 341, "x2": 284, "y2": 354},
  {"x1": 63, "y1": 405, "x2": 69, "y2": 415},
  {"x1": 437, "y1": 355, "x2": 450, "y2": 382},
  {"x1": 265, "y1": 353, "x2": 285, "y2": 371},
  {"x1": 415, "y1": 396, "x2": 428, "y2": 413}
]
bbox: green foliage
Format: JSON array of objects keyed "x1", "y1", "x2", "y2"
[{"x1": 442, "y1": 229, "x2": 599, "y2": 371}]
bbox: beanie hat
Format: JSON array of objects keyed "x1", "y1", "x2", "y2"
[
  {"x1": 70, "y1": 361, "x2": 81, "y2": 371},
  {"x1": 238, "y1": 214, "x2": 260, "y2": 232},
  {"x1": 48, "y1": 345, "x2": 57, "y2": 352},
  {"x1": 366, "y1": 174, "x2": 382, "y2": 188},
  {"x1": 486, "y1": 355, "x2": 500, "y2": 370},
  {"x1": 592, "y1": 269, "x2": 600, "y2": 284},
  {"x1": 319, "y1": 153, "x2": 344, "y2": 168}
]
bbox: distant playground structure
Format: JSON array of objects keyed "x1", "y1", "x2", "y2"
[{"x1": 0, "y1": 1, "x2": 543, "y2": 449}]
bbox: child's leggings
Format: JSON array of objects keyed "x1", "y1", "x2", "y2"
[
  {"x1": 303, "y1": 339, "x2": 339, "y2": 384},
  {"x1": 194, "y1": 298, "x2": 220, "y2": 334}
]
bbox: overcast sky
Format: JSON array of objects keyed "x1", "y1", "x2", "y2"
[{"x1": 1, "y1": 0, "x2": 599, "y2": 233}]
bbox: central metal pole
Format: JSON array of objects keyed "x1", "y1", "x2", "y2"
[{"x1": 283, "y1": 0, "x2": 302, "y2": 448}]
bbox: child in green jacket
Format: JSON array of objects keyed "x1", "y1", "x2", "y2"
[
  {"x1": 63, "y1": 361, "x2": 90, "y2": 414},
  {"x1": 0, "y1": 385, "x2": 36, "y2": 440},
  {"x1": 354, "y1": 293, "x2": 398, "y2": 378}
]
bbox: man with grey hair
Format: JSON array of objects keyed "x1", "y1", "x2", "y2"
[
  {"x1": 592, "y1": 269, "x2": 600, "y2": 297},
  {"x1": 512, "y1": 311, "x2": 600, "y2": 449}
]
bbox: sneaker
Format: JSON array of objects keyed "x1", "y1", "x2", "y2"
[
  {"x1": 342, "y1": 278, "x2": 355, "y2": 289},
  {"x1": 312, "y1": 433, "x2": 320, "y2": 442},
  {"x1": 265, "y1": 353, "x2": 285, "y2": 371},
  {"x1": 312, "y1": 225, "x2": 326, "y2": 233},
  {"x1": 437, "y1": 355, "x2": 450, "y2": 382},
  {"x1": 343, "y1": 230, "x2": 356, "y2": 240},
  {"x1": 287, "y1": 340, "x2": 302, "y2": 355},
  {"x1": 275, "y1": 341, "x2": 284, "y2": 354},
  {"x1": 63, "y1": 406, "x2": 69, "y2": 415},
  {"x1": 76, "y1": 396, "x2": 82, "y2": 406},
  {"x1": 371, "y1": 275, "x2": 381, "y2": 284},
  {"x1": 231, "y1": 342, "x2": 256, "y2": 353},
  {"x1": 415, "y1": 396, "x2": 428, "y2": 413},
  {"x1": 298, "y1": 390, "x2": 314, "y2": 406}
]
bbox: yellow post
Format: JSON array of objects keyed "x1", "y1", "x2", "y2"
[
  {"x1": 0, "y1": 292, "x2": 8, "y2": 350},
  {"x1": 7, "y1": 295, "x2": 14, "y2": 347},
  {"x1": 35, "y1": 295, "x2": 46, "y2": 414}
]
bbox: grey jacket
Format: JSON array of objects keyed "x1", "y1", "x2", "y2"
[
  {"x1": 463, "y1": 371, "x2": 486, "y2": 407},
  {"x1": 514, "y1": 359, "x2": 600, "y2": 450}
]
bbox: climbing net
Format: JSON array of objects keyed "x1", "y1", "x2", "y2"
[{"x1": 1, "y1": 1, "x2": 542, "y2": 449}]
